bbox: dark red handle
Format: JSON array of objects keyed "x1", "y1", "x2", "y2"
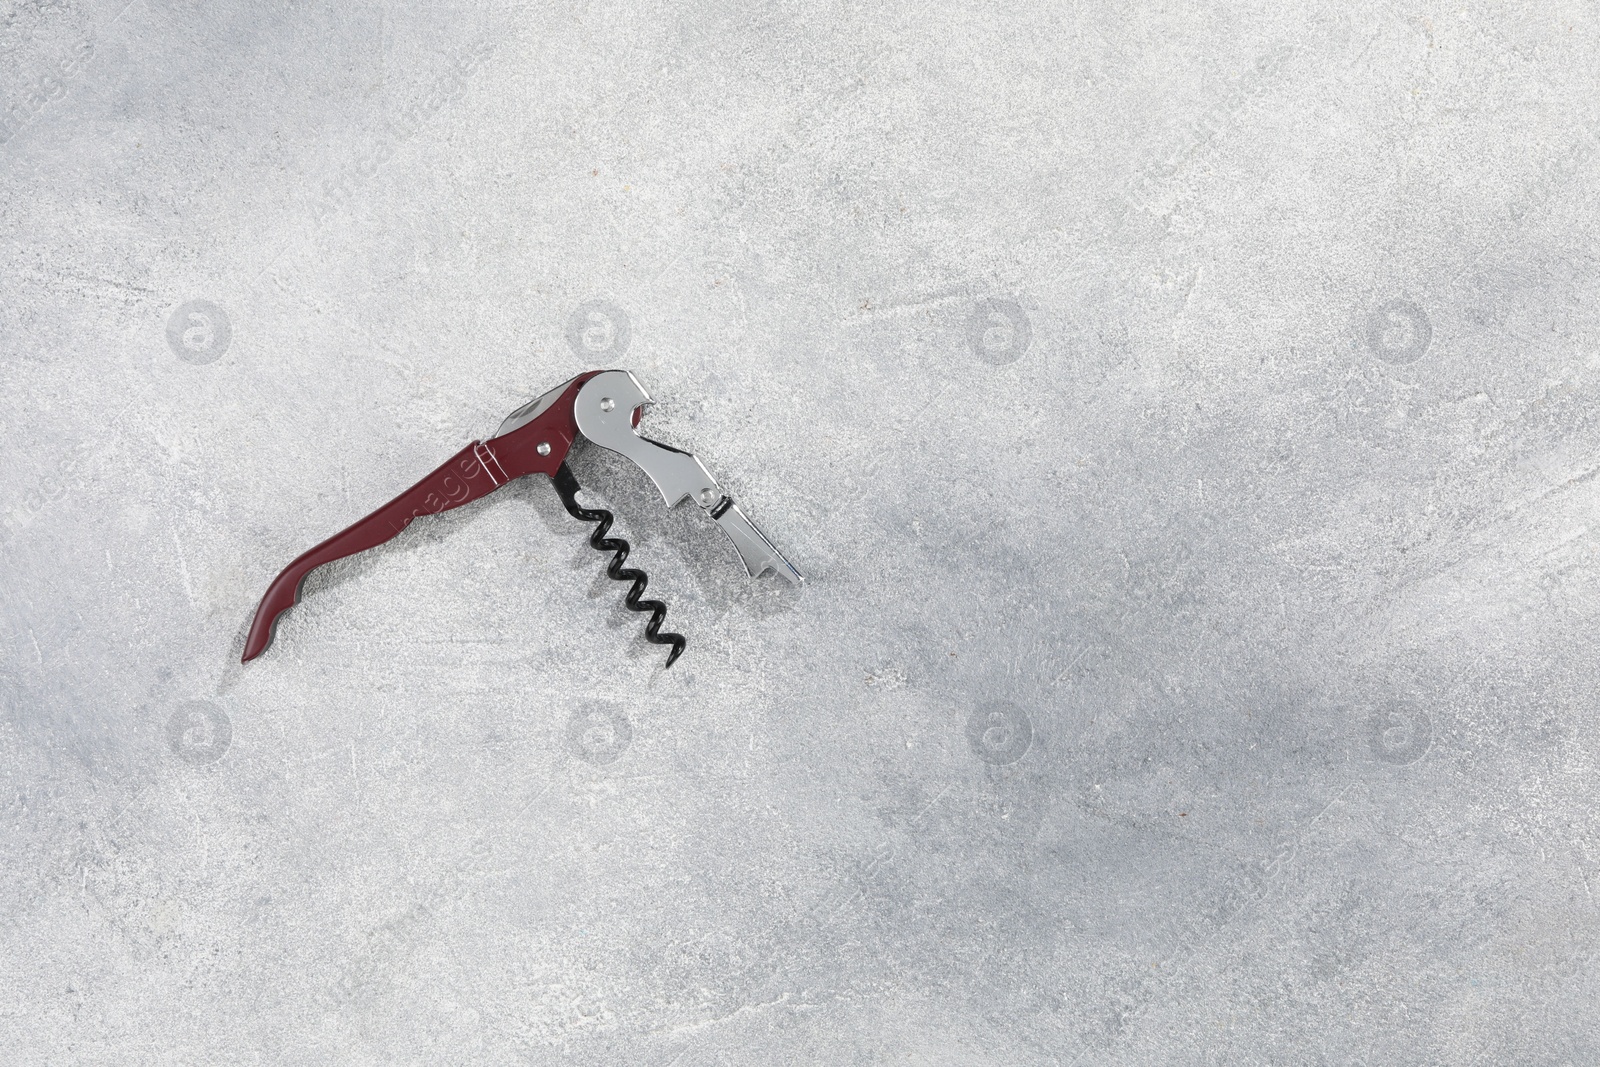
[{"x1": 243, "y1": 372, "x2": 599, "y2": 662}]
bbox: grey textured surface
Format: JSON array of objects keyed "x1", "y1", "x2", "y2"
[{"x1": 3, "y1": 1, "x2": 1599, "y2": 1063}]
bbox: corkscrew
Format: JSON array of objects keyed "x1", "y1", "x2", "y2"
[{"x1": 242, "y1": 370, "x2": 803, "y2": 668}]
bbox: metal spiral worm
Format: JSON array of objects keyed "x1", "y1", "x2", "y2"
[{"x1": 551, "y1": 462, "x2": 686, "y2": 668}]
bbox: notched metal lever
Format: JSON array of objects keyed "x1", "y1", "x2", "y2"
[{"x1": 573, "y1": 371, "x2": 805, "y2": 585}]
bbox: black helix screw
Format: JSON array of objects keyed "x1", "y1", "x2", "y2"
[{"x1": 551, "y1": 462, "x2": 686, "y2": 668}]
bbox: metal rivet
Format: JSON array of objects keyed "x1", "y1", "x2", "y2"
[
  {"x1": 536, "y1": 442, "x2": 551, "y2": 456},
  {"x1": 599, "y1": 397, "x2": 615, "y2": 412},
  {"x1": 698, "y1": 488, "x2": 716, "y2": 506}
]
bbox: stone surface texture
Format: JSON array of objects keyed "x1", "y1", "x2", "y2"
[{"x1": 3, "y1": 1, "x2": 1599, "y2": 1063}]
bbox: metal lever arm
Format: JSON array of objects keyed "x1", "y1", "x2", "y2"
[{"x1": 573, "y1": 371, "x2": 804, "y2": 585}]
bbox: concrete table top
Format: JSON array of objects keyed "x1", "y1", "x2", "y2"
[{"x1": 3, "y1": 1, "x2": 1597, "y2": 1063}]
